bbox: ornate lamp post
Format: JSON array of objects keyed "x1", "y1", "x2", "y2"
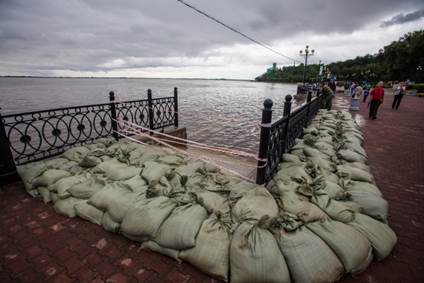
[{"x1": 299, "y1": 45, "x2": 314, "y2": 84}]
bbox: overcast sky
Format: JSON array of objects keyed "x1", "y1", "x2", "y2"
[{"x1": 1, "y1": 0, "x2": 423, "y2": 79}]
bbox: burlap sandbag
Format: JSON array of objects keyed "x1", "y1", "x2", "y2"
[
  {"x1": 141, "y1": 161, "x2": 172, "y2": 183},
  {"x1": 195, "y1": 190, "x2": 230, "y2": 215},
  {"x1": 88, "y1": 182, "x2": 132, "y2": 211},
  {"x1": 276, "y1": 226, "x2": 344, "y2": 283},
  {"x1": 349, "y1": 213, "x2": 397, "y2": 260},
  {"x1": 314, "y1": 195, "x2": 355, "y2": 223},
  {"x1": 180, "y1": 214, "x2": 231, "y2": 282},
  {"x1": 33, "y1": 169, "x2": 71, "y2": 188},
  {"x1": 62, "y1": 146, "x2": 90, "y2": 162},
  {"x1": 278, "y1": 191, "x2": 329, "y2": 223},
  {"x1": 230, "y1": 220, "x2": 290, "y2": 283},
  {"x1": 38, "y1": 186, "x2": 51, "y2": 203},
  {"x1": 75, "y1": 201, "x2": 104, "y2": 225},
  {"x1": 232, "y1": 186, "x2": 279, "y2": 222},
  {"x1": 307, "y1": 220, "x2": 373, "y2": 274},
  {"x1": 68, "y1": 177, "x2": 106, "y2": 199},
  {"x1": 348, "y1": 191, "x2": 388, "y2": 222},
  {"x1": 155, "y1": 203, "x2": 207, "y2": 250},
  {"x1": 140, "y1": 241, "x2": 181, "y2": 262},
  {"x1": 54, "y1": 197, "x2": 84, "y2": 218},
  {"x1": 101, "y1": 212, "x2": 120, "y2": 233},
  {"x1": 53, "y1": 175, "x2": 87, "y2": 199},
  {"x1": 121, "y1": 196, "x2": 176, "y2": 240}
]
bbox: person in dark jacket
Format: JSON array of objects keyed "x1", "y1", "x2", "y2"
[
  {"x1": 369, "y1": 81, "x2": 385, "y2": 119},
  {"x1": 392, "y1": 81, "x2": 406, "y2": 110}
]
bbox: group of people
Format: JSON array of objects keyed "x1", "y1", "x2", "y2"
[{"x1": 344, "y1": 80, "x2": 406, "y2": 120}]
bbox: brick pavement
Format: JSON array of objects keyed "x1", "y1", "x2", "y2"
[
  {"x1": 335, "y1": 93, "x2": 424, "y2": 283},
  {"x1": 1, "y1": 93, "x2": 424, "y2": 282}
]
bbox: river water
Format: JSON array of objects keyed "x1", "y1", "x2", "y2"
[{"x1": 0, "y1": 77, "x2": 299, "y2": 152}]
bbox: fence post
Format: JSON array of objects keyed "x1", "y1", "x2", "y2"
[
  {"x1": 282, "y1": 95, "x2": 293, "y2": 153},
  {"x1": 147, "y1": 89, "x2": 154, "y2": 135},
  {"x1": 0, "y1": 110, "x2": 18, "y2": 184},
  {"x1": 109, "y1": 91, "x2": 119, "y2": 140},
  {"x1": 256, "y1": 99, "x2": 273, "y2": 185},
  {"x1": 305, "y1": 90, "x2": 312, "y2": 127},
  {"x1": 174, "y1": 87, "x2": 179, "y2": 128}
]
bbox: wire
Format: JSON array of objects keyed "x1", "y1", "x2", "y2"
[{"x1": 176, "y1": 0, "x2": 303, "y2": 64}]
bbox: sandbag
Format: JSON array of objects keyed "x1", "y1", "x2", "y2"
[
  {"x1": 62, "y1": 146, "x2": 90, "y2": 162},
  {"x1": 232, "y1": 187, "x2": 279, "y2": 222},
  {"x1": 307, "y1": 220, "x2": 373, "y2": 274},
  {"x1": 228, "y1": 181, "x2": 257, "y2": 202},
  {"x1": 123, "y1": 175, "x2": 147, "y2": 193},
  {"x1": 53, "y1": 175, "x2": 87, "y2": 199},
  {"x1": 282, "y1": 153, "x2": 301, "y2": 163},
  {"x1": 274, "y1": 163, "x2": 312, "y2": 183},
  {"x1": 107, "y1": 191, "x2": 146, "y2": 223},
  {"x1": 88, "y1": 182, "x2": 133, "y2": 211},
  {"x1": 275, "y1": 226, "x2": 344, "y2": 283},
  {"x1": 79, "y1": 155, "x2": 102, "y2": 168},
  {"x1": 338, "y1": 149, "x2": 367, "y2": 163},
  {"x1": 344, "y1": 181, "x2": 382, "y2": 196},
  {"x1": 94, "y1": 159, "x2": 140, "y2": 181},
  {"x1": 196, "y1": 190, "x2": 230, "y2": 214},
  {"x1": 349, "y1": 213, "x2": 397, "y2": 260},
  {"x1": 68, "y1": 177, "x2": 106, "y2": 199},
  {"x1": 322, "y1": 180, "x2": 349, "y2": 200},
  {"x1": 157, "y1": 154, "x2": 186, "y2": 166},
  {"x1": 314, "y1": 195, "x2": 355, "y2": 223},
  {"x1": 75, "y1": 201, "x2": 104, "y2": 225},
  {"x1": 101, "y1": 212, "x2": 120, "y2": 233},
  {"x1": 38, "y1": 186, "x2": 51, "y2": 203},
  {"x1": 33, "y1": 169, "x2": 71, "y2": 188},
  {"x1": 140, "y1": 241, "x2": 181, "y2": 262},
  {"x1": 121, "y1": 196, "x2": 176, "y2": 240},
  {"x1": 155, "y1": 203, "x2": 207, "y2": 250},
  {"x1": 141, "y1": 161, "x2": 172, "y2": 183},
  {"x1": 230, "y1": 220, "x2": 290, "y2": 283},
  {"x1": 349, "y1": 191, "x2": 388, "y2": 222},
  {"x1": 54, "y1": 197, "x2": 84, "y2": 218},
  {"x1": 279, "y1": 191, "x2": 329, "y2": 223},
  {"x1": 17, "y1": 161, "x2": 47, "y2": 186},
  {"x1": 180, "y1": 214, "x2": 231, "y2": 281},
  {"x1": 337, "y1": 165, "x2": 374, "y2": 183}
]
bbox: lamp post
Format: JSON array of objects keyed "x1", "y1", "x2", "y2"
[{"x1": 299, "y1": 45, "x2": 314, "y2": 84}]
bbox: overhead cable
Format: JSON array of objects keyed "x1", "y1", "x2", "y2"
[{"x1": 176, "y1": 0, "x2": 303, "y2": 64}]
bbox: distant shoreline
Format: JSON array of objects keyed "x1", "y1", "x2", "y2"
[{"x1": 0, "y1": 76, "x2": 254, "y2": 82}]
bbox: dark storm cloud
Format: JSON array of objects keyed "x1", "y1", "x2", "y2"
[
  {"x1": 0, "y1": 0, "x2": 423, "y2": 75},
  {"x1": 381, "y1": 9, "x2": 424, "y2": 27}
]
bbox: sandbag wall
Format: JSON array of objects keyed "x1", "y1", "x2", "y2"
[{"x1": 16, "y1": 109, "x2": 397, "y2": 283}]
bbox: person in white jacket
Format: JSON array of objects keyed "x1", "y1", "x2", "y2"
[{"x1": 350, "y1": 84, "x2": 363, "y2": 111}]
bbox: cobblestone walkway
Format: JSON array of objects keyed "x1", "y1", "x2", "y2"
[{"x1": 1, "y1": 94, "x2": 423, "y2": 282}]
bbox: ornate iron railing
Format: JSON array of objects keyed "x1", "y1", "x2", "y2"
[
  {"x1": 0, "y1": 88, "x2": 179, "y2": 183},
  {"x1": 256, "y1": 91, "x2": 330, "y2": 185}
]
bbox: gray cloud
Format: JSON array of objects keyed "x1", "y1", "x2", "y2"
[
  {"x1": 0, "y1": 0, "x2": 423, "y2": 76},
  {"x1": 381, "y1": 9, "x2": 424, "y2": 27}
]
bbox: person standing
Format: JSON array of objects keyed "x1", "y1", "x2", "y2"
[
  {"x1": 392, "y1": 81, "x2": 406, "y2": 110},
  {"x1": 329, "y1": 80, "x2": 336, "y2": 96},
  {"x1": 363, "y1": 83, "x2": 370, "y2": 102},
  {"x1": 350, "y1": 84, "x2": 363, "y2": 111},
  {"x1": 321, "y1": 83, "x2": 333, "y2": 110},
  {"x1": 369, "y1": 81, "x2": 385, "y2": 119}
]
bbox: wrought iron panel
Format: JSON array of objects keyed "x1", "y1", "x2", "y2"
[
  {"x1": 2, "y1": 103, "x2": 112, "y2": 165},
  {"x1": 116, "y1": 99, "x2": 150, "y2": 132},
  {"x1": 151, "y1": 96, "x2": 175, "y2": 129},
  {"x1": 285, "y1": 105, "x2": 308, "y2": 152},
  {"x1": 265, "y1": 117, "x2": 288, "y2": 184}
]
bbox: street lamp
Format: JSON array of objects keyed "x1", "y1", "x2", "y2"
[{"x1": 299, "y1": 45, "x2": 314, "y2": 84}]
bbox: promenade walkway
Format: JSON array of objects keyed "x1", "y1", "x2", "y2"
[
  {"x1": 335, "y1": 93, "x2": 424, "y2": 283},
  {"x1": 1, "y1": 93, "x2": 423, "y2": 283}
]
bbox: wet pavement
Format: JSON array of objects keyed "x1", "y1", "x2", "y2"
[{"x1": 1, "y1": 93, "x2": 424, "y2": 282}]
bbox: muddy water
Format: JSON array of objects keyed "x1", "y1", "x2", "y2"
[{"x1": 0, "y1": 77, "x2": 301, "y2": 153}]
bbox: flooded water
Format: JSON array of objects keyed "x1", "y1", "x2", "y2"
[{"x1": 0, "y1": 77, "x2": 300, "y2": 152}]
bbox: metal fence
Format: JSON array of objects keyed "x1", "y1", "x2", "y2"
[
  {"x1": 0, "y1": 88, "x2": 179, "y2": 183},
  {"x1": 256, "y1": 91, "x2": 329, "y2": 185}
]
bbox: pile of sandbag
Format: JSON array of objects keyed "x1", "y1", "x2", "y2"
[
  {"x1": 270, "y1": 109, "x2": 397, "y2": 280},
  {"x1": 16, "y1": 110, "x2": 396, "y2": 282}
]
